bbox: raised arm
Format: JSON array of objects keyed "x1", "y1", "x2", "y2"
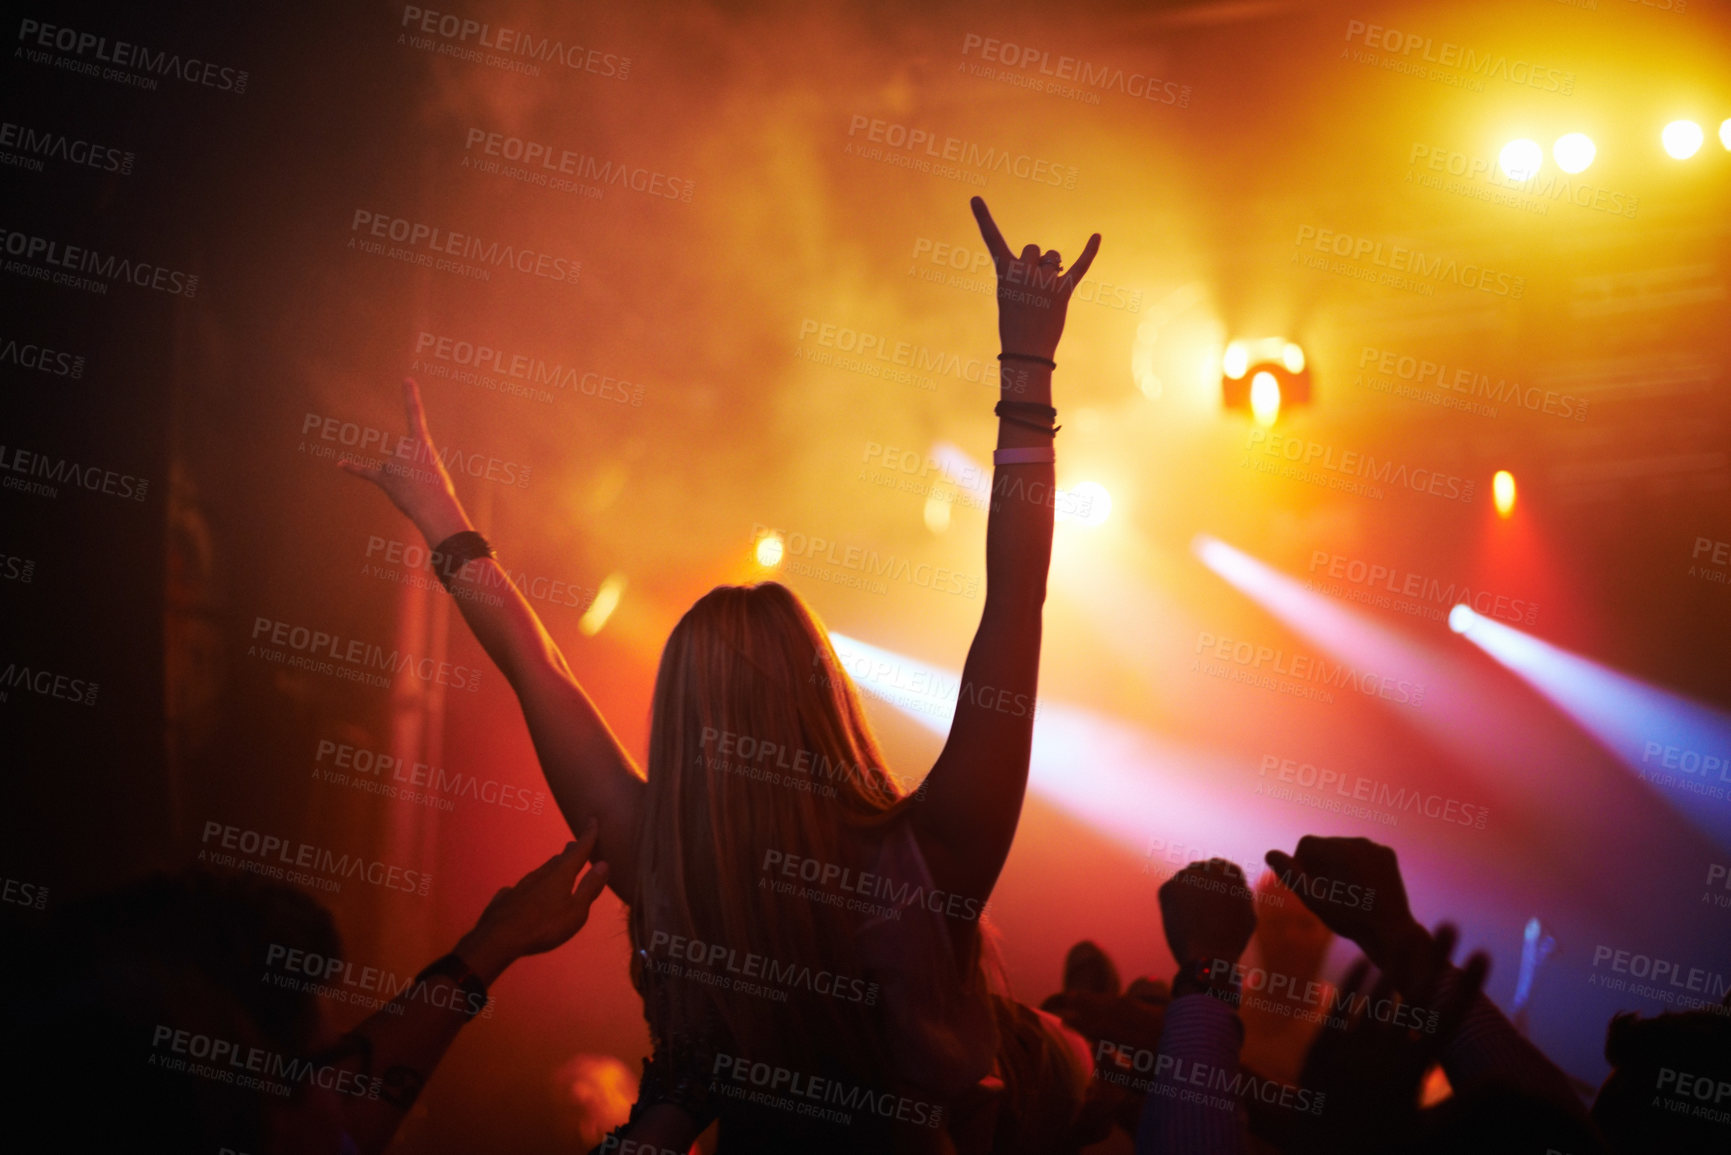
[
  {"x1": 910, "y1": 197, "x2": 1101, "y2": 907},
  {"x1": 340, "y1": 381, "x2": 644, "y2": 900},
  {"x1": 320, "y1": 830, "x2": 610, "y2": 1155}
]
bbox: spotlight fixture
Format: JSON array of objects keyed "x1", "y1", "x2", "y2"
[
  {"x1": 1222, "y1": 337, "x2": 1310, "y2": 425},
  {"x1": 1553, "y1": 133, "x2": 1595, "y2": 174},
  {"x1": 1493, "y1": 470, "x2": 1516, "y2": 518},
  {"x1": 1499, "y1": 138, "x2": 1543, "y2": 181},
  {"x1": 1663, "y1": 120, "x2": 1704, "y2": 159},
  {"x1": 754, "y1": 532, "x2": 785, "y2": 567}
]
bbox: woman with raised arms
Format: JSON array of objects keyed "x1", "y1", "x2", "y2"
[{"x1": 342, "y1": 197, "x2": 1102, "y2": 1153}]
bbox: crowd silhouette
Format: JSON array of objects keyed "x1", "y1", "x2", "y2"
[{"x1": 10, "y1": 198, "x2": 1728, "y2": 1154}]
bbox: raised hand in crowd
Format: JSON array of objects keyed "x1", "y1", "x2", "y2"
[
  {"x1": 1136, "y1": 859, "x2": 1259, "y2": 1155},
  {"x1": 325, "y1": 825, "x2": 611, "y2": 1154},
  {"x1": 1264, "y1": 836, "x2": 1428, "y2": 989},
  {"x1": 1159, "y1": 857, "x2": 1259, "y2": 976},
  {"x1": 1270, "y1": 927, "x2": 1487, "y2": 1155}
]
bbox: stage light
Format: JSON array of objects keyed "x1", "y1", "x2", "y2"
[
  {"x1": 1449, "y1": 610, "x2": 1731, "y2": 843},
  {"x1": 754, "y1": 532, "x2": 784, "y2": 567},
  {"x1": 829, "y1": 630, "x2": 1283, "y2": 857},
  {"x1": 1493, "y1": 470, "x2": 1516, "y2": 517},
  {"x1": 1663, "y1": 120, "x2": 1704, "y2": 159},
  {"x1": 1721, "y1": 118, "x2": 1731, "y2": 150},
  {"x1": 1449, "y1": 604, "x2": 1476, "y2": 634},
  {"x1": 1222, "y1": 341, "x2": 1249, "y2": 379},
  {"x1": 1553, "y1": 133, "x2": 1595, "y2": 174},
  {"x1": 1250, "y1": 372, "x2": 1281, "y2": 427},
  {"x1": 1063, "y1": 481, "x2": 1112, "y2": 527},
  {"x1": 1192, "y1": 534, "x2": 1429, "y2": 684},
  {"x1": 579, "y1": 573, "x2": 626, "y2": 636},
  {"x1": 1222, "y1": 337, "x2": 1309, "y2": 422},
  {"x1": 1499, "y1": 139, "x2": 1543, "y2": 181}
]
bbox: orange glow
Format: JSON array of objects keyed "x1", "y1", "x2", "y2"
[
  {"x1": 1493, "y1": 471, "x2": 1516, "y2": 518},
  {"x1": 579, "y1": 573, "x2": 628, "y2": 636}
]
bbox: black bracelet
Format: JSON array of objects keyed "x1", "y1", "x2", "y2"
[
  {"x1": 995, "y1": 401, "x2": 1058, "y2": 420},
  {"x1": 416, "y1": 952, "x2": 490, "y2": 1017},
  {"x1": 429, "y1": 530, "x2": 494, "y2": 591},
  {"x1": 994, "y1": 401, "x2": 1061, "y2": 437},
  {"x1": 997, "y1": 351, "x2": 1057, "y2": 369}
]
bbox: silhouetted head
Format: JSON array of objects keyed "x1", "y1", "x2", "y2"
[{"x1": 1592, "y1": 1007, "x2": 1731, "y2": 1154}]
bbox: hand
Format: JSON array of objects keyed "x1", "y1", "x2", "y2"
[
  {"x1": 969, "y1": 196, "x2": 1100, "y2": 361},
  {"x1": 338, "y1": 378, "x2": 470, "y2": 539},
  {"x1": 1265, "y1": 836, "x2": 1420, "y2": 970},
  {"x1": 455, "y1": 819, "x2": 611, "y2": 984},
  {"x1": 1158, "y1": 858, "x2": 1257, "y2": 968},
  {"x1": 1273, "y1": 928, "x2": 1489, "y2": 1155}
]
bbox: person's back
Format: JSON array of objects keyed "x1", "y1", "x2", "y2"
[
  {"x1": 340, "y1": 196, "x2": 1104, "y2": 1151},
  {"x1": 625, "y1": 585, "x2": 998, "y2": 1151}
]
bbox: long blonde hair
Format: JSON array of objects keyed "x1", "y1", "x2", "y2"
[{"x1": 630, "y1": 582, "x2": 945, "y2": 1077}]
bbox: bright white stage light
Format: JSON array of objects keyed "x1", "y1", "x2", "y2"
[
  {"x1": 1663, "y1": 120, "x2": 1704, "y2": 159},
  {"x1": 1062, "y1": 481, "x2": 1113, "y2": 527},
  {"x1": 1222, "y1": 341, "x2": 1250, "y2": 379},
  {"x1": 1553, "y1": 133, "x2": 1595, "y2": 174},
  {"x1": 1449, "y1": 604, "x2": 1476, "y2": 634},
  {"x1": 1250, "y1": 372, "x2": 1281, "y2": 427},
  {"x1": 1499, "y1": 139, "x2": 1543, "y2": 181}
]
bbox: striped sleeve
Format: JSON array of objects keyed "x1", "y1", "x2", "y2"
[{"x1": 1134, "y1": 994, "x2": 1248, "y2": 1155}]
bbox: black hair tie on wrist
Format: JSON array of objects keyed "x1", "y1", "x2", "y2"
[
  {"x1": 996, "y1": 401, "x2": 1057, "y2": 420},
  {"x1": 429, "y1": 530, "x2": 495, "y2": 591},
  {"x1": 415, "y1": 952, "x2": 490, "y2": 1017},
  {"x1": 997, "y1": 352, "x2": 1057, "y2": 369},
  {"x1": 994, "y1": 401, "x2": 1061, "y2": 437}
]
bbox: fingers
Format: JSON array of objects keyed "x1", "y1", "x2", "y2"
[
  {"x1": 1458, "y1": 950, "x2": 1490, "y2": 994},
  {"x1": 402, "y1": 377, "x2": 434, "y2": 441},
  {"x1": 1061, "y1": 232, "x2": 1102, "y2": 291},
  {"x1": 970, "y1": 197, "x2": 1012, "y2": 266},
  {"x1": 550, "y1": 818, "x2": 603, "y2": 887},
  {"x1": 337, "y1": 458, "x2": 383, "y2": 483},
  {"x1": 572, "y1": 860, "x2": 610, "y2": 909},
  {"x1": 570, "y1": 815, "x2": 601, "y2": 861},
  {"x1": 1433, "y1": 950, "x2": 1491, "y2": 1038},
  {"x1": 1019, "y1": 243, "x2": 1042, "y2": 263},
  {"x1": 1265, "y1": 849, "x2": 1294, "y2": 877},
  {"x1": 1429, "y1": 923, "x2": 1458, "y2": 963}
]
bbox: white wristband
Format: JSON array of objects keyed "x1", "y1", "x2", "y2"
[{"x1": 993, "y1": 446, "x2": 1055, "y2": 466}]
